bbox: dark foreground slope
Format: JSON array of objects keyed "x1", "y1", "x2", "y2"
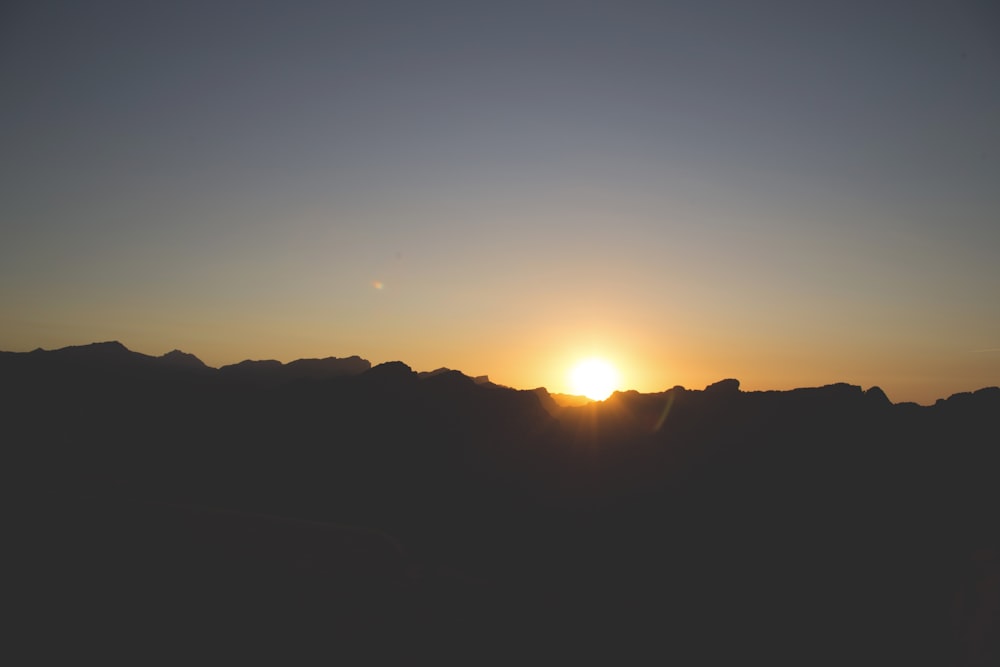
[{"x1": 6, "y1": 343, "x2": 999, "y2": 663}]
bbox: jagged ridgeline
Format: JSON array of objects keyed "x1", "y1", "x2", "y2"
[{"x1": 7, "y1": 342, "x2": 999, "y2": 663}]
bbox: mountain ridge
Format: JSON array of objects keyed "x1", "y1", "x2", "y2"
[
  {"x1": 7, "y1": 339, "x2": 998, "y2": 663},
  {"x1": 4, "y1": 340, "x2": 994, "y2": 405}
]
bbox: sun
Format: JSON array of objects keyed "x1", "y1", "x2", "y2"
[{"x1": 569, "y1": 358, "x2": 621, "y2": 401}]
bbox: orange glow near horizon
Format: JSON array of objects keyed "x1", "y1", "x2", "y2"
[
  {"x1": 2, "y1": 325, "x2": 993, "y2": 407},
  {"x1": 569, "y1": 357, "x2": 621, "y2": 401}
]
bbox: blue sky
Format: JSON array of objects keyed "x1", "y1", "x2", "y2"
[{"x1": 2, "y1": 0, "x2": 998, "y2": 402}]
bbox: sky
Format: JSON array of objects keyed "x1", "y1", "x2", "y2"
[{"x1": 2, "y1": 0, "x2": 998, "y2": 403}]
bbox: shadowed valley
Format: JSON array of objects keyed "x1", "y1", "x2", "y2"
[{"x1": 8, "y1": 342, "x2": 998, "y2": 663}]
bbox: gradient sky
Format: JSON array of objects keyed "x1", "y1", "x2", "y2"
[{"x1": 2, "y1": 0, "x2": 998, "y2": 403}]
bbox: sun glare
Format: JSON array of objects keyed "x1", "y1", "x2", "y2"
[{"x1": 570, "y1": 358, "x2": 620, "y2": 401}]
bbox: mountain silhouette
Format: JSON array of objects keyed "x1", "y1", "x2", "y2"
[
  {"x1": 218, "y1": 355, "x2": 370, "y2": 382},
  {"x1": 158, "y1": 349, "x2": 209, "y2": 369},
  {"x1": 7, "y1": 341, "x2": 998, "y2": 663},
  {"x1": 285, "y1": 355, "x2": 370, "y2": 378}
]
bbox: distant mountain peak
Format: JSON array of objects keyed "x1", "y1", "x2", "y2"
[
  {"x1": 43, "y1": 340, "x2": 140, "y2": 362},
  {"x1": 220, "y1": 359, "x2": 284, "y2": 373},
  {"x1": 93, "y1": 340, "x2": 128, "y2": 350},
  {"x1": 366, "y1": 361, "x2": 415, "y2": 379},
  {"x1": 159, "y1": 349, "x2": 207, "y2": 368},
  {"x1": 420, "y1": 369, "x2": 479, "y2": 392},
  {"x1": 864, "y1": 386, "x2": 890, "y2": 406},
  {"x1": 418, "y1": 367, "x2": 454, "y2": 378},
  {"x1": 285, "y1": 356, "x2": 371, "y2": 378},
  {"x1": 705, "y1": 378, "x2": 740, "y2": 394},
  {"x1": 71, "y1": 340, "x2": 131, "y2": 354}
]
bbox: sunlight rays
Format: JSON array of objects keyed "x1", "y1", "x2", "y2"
[{"x1": 569, "y1": 357, "x2": 620, "y2": 401}]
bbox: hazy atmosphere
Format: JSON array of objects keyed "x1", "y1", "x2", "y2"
[{"x1": 2, "y1": 0, "x2": 998, "y2": 403}]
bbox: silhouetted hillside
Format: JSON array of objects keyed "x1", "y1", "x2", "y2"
[
  {"x1": 7, "y1": 342, "x2": 998, "y2": 663},
  {"x1": 218, "y1": 354, "x2": 370, "y2": 382},
  {"x1": 159, "y1": 349, "x2": 208, "y2": 369}
]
